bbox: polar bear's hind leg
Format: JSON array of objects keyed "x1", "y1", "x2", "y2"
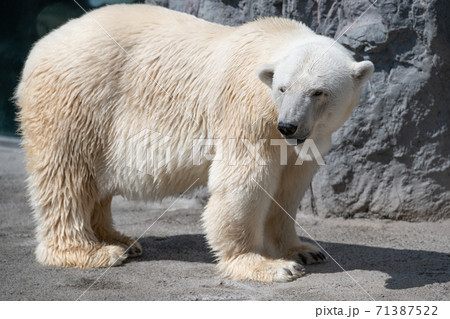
[{"x1": 90, "y1": 196, "x2": 142, "y2": 258}]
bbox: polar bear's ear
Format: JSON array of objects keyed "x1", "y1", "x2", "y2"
[
  {"x1": 257, "y1": 64, "x2": 275, "y2": 88},
  {"x1": 351, "y1": 61, "x2": 374, "y2": 84}
]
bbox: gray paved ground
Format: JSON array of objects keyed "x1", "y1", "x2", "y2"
[{"x1": 0, "y1": 138, "x2": 449, "y2": 300}]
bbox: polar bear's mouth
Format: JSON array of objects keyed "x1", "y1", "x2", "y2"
[
  {"x1": 296, "y1": 133, "x2": 310, "y2": 144},
  {"x1": 285, "y1": 135, "x2": 309, "y2": 145}
]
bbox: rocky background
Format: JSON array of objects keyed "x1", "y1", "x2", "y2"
[{"x1": 146, "y1": 0, "x2": 450, "y2": 221}]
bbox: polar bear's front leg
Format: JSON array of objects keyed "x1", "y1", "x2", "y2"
[
  {"x1": 202, "y1": 161, "x2": 305, "y2": 282},
  {"x1": 264, "y1": 157, "x2": 326, "y2": 265}
]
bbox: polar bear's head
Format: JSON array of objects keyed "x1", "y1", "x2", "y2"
[{"x1": 258, "y1": 42, "x2": 374, "y2": 145}]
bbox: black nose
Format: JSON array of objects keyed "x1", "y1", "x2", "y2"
[{"x1": 277, "y1": 122, "x2": 297, "y2": 136}]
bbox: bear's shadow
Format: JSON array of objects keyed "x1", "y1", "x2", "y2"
[{"x1": 137, "y1": 234, "x2": 449, "y2": 290}]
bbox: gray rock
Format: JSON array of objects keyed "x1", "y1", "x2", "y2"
[{"x1": 145, "y1": 0, "x2": 450, "y2": 221}]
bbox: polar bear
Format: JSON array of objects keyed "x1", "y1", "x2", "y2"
[{"x1": 16, "y1": 4, "x2": 373, "y2": 282}]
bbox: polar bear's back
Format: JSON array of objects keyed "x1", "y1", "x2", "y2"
[
  {"x1": 16, "y1": 4, "x2": 228, "y2": 107},
  {"x1": 16, "y1": 4, "x2": 310, "y2": 117},
  {"x1": 16, "y1": 5, "x2": 239, "y2": 199}
]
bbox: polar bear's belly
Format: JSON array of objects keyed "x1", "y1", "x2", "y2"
[{"x1": 98, "y1": 134, "x2": 212, "y2": 200}]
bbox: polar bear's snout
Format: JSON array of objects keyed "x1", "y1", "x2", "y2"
[
  {"x1": 277, "y1": 122, "x2": 297, "y2": 136},
  {"x1": 277, "y1": 93, "x2": 314, "y2": 141},
  {"x1": 277, "y1": 122, "x2": 310, "y2": 144}
]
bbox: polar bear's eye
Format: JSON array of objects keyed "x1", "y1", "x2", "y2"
[
  {"x1": 313, "y1": 90, "x2": 323, "y2": 97},
  {"x1": 279, "y1": 86, "x2": 286, "y2": 93}
]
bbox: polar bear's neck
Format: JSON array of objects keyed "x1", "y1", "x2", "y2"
[{"x1": 233, "y1": 17, "x2": 317, "y2": 64}]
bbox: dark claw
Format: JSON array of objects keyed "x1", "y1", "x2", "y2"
[
  {"x1": 283, "y1": 268, "x2": 293, "y2": 276},
  {"x1": 298, "y1": 253, "x2": 307, "y2": 264},
  {"x1": 293, "y1": 264, "x2": 304, "y2": 273},
  {"x1": 134, "y1": 247, "x2": 142, "y2": 254},
  {"x1": 309, "y1": 252, "x2": 319, "y2": 261},
  {"x1": 317, "y1": 252, "x2": 326, "y2": 260}
]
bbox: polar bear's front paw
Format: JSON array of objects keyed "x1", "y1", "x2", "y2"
[
  {"x1": 286, "y1": 243, "x2": 326, "y2": 265},
  {"x1": 273, "y1": 260, "x2": 306, "y2": 282},
  {"x1": 104, "y1": 245, "x2": 129, "y2": 266},
  {"x1": 123, "y1": 241, "x2": 142, "y2": 258},
  {"x1": 219, "y1": 253, "x2": 306, "y2": 282}
]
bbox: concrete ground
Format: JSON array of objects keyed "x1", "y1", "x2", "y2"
[{"x1": 0, "y1": 138, "x2": 449, "y2": 301}]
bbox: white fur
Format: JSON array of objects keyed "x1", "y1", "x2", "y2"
[{"x1": 16, "y1": 4, "x2": 373, "y2": 281}]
